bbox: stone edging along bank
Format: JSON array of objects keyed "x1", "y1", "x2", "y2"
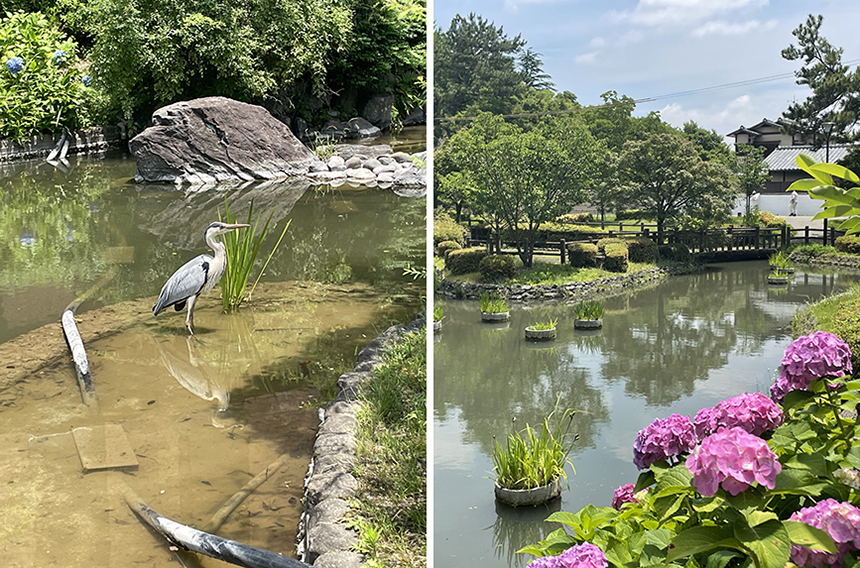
[
  {"x1": 436, "y1": 263, "x2": 703, "y2": 303},
  {"x1": 790, "y1": 252, "x2": 860, "y2": 271},
  {"x1": 300, "y1": 314, "x2": 426, "y2": 568}
]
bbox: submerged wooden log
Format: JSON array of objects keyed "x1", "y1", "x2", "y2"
[
  {"x1": 120, "y1": 483, "x2": 310, "y2": 568},
  {"x1": 61, "y1": 308, "x2": 97, "y2": 406},
  {"x1": 203, "y1": 454, "x2": 289, "y2": 534}
]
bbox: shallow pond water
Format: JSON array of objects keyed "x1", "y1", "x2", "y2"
[
  {"x1": 434, "y1": 261, "x2": 858, "y2": 568},
  {"x1": 0, "y1": 148, "x2": 424, "y2": 566}
]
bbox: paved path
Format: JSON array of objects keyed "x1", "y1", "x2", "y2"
[{"x1": 784, "y1": 215, "x2": 823, "y2": 230}]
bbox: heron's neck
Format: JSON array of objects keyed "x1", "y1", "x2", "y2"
[{"x1": 205, "y1": 230, "x2": 226, "y2": 260}]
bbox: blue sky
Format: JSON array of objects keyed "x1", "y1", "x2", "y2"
[{"x1": 433, "y1": 0, "x2": 860, "y2": 143}]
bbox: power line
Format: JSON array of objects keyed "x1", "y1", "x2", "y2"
[{"x1": 436, "y1": 58, "x2": 860, "y2": 122}]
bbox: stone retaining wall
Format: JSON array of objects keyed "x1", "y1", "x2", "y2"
[
  {"x1": 300, "y1": 314, "x2": 426, "y2": 568},
  {"x1": 790, "y1": 252, "x2": 860, "y2": 270},
  {"x1": 0, "y1": 126, "x2": 125, "y2": 163},
  {"x1": 436, "y1": 263, "x2": 703, "y2": 303}
]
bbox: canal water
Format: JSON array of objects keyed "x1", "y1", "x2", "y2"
[
  {"x1": 434, "y1": 262, "x2": 859, "y2": 568},
  {"x1": 0, "y1": 141, "x2": 424, "y2": 567}
]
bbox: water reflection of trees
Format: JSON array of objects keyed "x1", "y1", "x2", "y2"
[
  {"x1": 491, "y1": 499, "x2": 561, "y2": 568},
  {"x1": 435, "y1": 304, "x2": 610, "y2": 458}
]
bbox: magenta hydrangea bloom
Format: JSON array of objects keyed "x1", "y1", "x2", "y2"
[
  {"x1": 526, "y1": 542, "x2": 608, "y2": 568},
  {"x1": 693, "y1": 392, "x2": 783, "y2": 439},
  {"x1": 558, "y1": 542, "x2": 608, "y2": 568},
  {"x1": 685, "y1": 427, "x2": 781, "y2": 496},
  {"x1": 781, "y1": 332, "x2": 852, "y2": 391},
  {"x1": 632, "y1": 413, "x2": 697, "y2": 470},
  {"x1": 769, "y1": 371, "x2": 790, "y2": 404},
  {"x1": 789, "y1": 499, "x2": 860, "y2": 568},
  {"x1": 611, "y1": 483, "x2": 638, "y2": 510}
]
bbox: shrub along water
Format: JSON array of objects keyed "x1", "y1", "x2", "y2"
[{"x1": 520, "y1": 332, "x2": 860, "y2": 568}]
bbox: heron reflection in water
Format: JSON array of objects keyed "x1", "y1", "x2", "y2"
[{"x1": 153, "y1": 222, "x2": 249, "y2": 334}]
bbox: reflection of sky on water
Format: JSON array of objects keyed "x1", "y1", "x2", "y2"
[{"x1": 434, "y1": 261, "x2": 857, "y2": 568}]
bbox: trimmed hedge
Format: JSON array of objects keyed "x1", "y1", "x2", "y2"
[
  {"x1": 604, "y1": 243, "x2": 629, "y2": 273},
  {"x1": 479, "y1": 254, "x2": 518, "y2": 282},
  {"x1": 835, "y1": 235, "x2": 860, "y2": 255},
  {"x1": 597, "y1": 237, "x2": 627, "y2": 253},
  {"x1": 625, "y1": 237, "x2": 658, "y2": 263},
  {"x1": 446, "y1": 247, "x2": 488, "y2": 275},
  {"x1": 555, "y1": 213, "x2": 594, "y2": 224},
  {"x1": 504, "y1": 222, "x2": 606, "y2": 243},
  {"x1": 659, "y1": 243, "x2": 692, "y2": 262},
  {"x1": 434, "y1": 215, "x2": 467, "y2": 245},
  {"x1": 567, "y1": 243, "x2": 598, "y2": 268},
  {"x1": 436, "y1": 240, "x2": 462, "y2": 259},
  {"x1": 616, "y1": 209, "x2": 655, "y2": 221}
]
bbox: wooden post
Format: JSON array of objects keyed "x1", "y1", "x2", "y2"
[
  {"x1": 560, "y1": 240, "x2": 566, "y2": 265},
  {"x1": 824, "y1": 219, "x2": 828, "y2": 246},
  {"x1": 754, "y1": 226, "x2": 760, "y2": 250},
  {"x1": 619, "y1": 222, "x2": 624, "y2": 233},
  {"x1": 805, "y1": 226, "x2": 809, "y2": 244},
  {"x1": 832, "y1": 226, "x2": 837, "y2": 245}
]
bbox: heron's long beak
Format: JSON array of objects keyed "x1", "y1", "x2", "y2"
[{"x1": 224, "y1": 223, "x2": 251, "y2": 230}]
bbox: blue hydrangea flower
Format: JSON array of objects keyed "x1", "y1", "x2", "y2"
[
  {"x1": 51, "y1": 50, "x2": 67, "y2": 66},
  {"x1": 81, "y1": 75, "x2": 91, "y2": 87},
  {"x1": 6, "y1": 56, "x2": 24, "y2": 75}
]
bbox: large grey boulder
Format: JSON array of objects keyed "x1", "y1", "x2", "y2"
[
  {"x1": 129, "y1": 97, "x2": 315, "y2": 185},
  {"x1": 361, "y1": 94, "x2": 394, "y2": 129}
]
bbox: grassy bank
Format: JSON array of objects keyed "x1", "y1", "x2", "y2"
[
  {"x1": 439, "y1": 259, "x2": 659, "y2": 286},
  {"x1": 792, "y1": 285, "x2": 860, "y2": 376},
  {"x1": 349, "y1": 328, "x2": 427, "y2": 567}
]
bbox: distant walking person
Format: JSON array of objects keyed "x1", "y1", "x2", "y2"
[{"x1": 790, "y1": 191, "x2": 798, "y2": 216}]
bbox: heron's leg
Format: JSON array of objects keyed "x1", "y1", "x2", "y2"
[{"x1": 185, "y1": 295, "x2": 198, "y2": 336}]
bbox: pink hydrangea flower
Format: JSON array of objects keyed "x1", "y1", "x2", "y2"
[
  {"x1": 781, "y1": 332, "x2": 852, "y2": 389},
  {"x1": 558, "y1": 542, "x2": 608, "y2": 568},
  {"x1": 769, "y1": 371, "x2": 790, "y2": 404},
  {"x1": 633, "y1": 414, "x2": 697, "y2": 470},
  {"x1": 526, "y1": 542, "x2": 608, "y2": 568},
  {"x1": 789, "y1": 499, "x2": 860, "y2": 568},
  {"x1": 611, "y1": 483, "x2": 639, "y2": 510},
  {"x1": 693, "y1": 392, "x2": 783, "y2": 439},
  {"x1": 685, "y1": 427, "x2": 781, "y2": 496}
]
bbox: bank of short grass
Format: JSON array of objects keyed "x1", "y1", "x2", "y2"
[
  {"x1": 510, "y1": 260, "x2": 656, "y2": 286},
  {"x1": 792, "y1": 285, "x2": 860, "y2": 376},
  {"x1": 350, "y1": 328, "x2": 426, "y2": 568}
]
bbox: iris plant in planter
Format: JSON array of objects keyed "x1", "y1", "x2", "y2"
[
  {"x1": 769, "y1": 251, "x2": 795, "y2": 273},
  {"x1": 520, "y1": 332, "x2": 859, "y2": 568},
  {"x1": 525, "y1": 318, "x2": 558, "y2": 341},
  {"x1": 574, "y1": 300, "x2": 604, "y2": 329},
  {"x1": 492, "y1": 402, "x2": 578, "y2": 507},
  {"x1": 480, "y1": 292, "x2": 510, "y2": 322},
  {"x1": 433, "y1": 305, "x2": 444, "y2": 333}
]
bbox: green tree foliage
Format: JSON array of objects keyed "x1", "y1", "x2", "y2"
[
  {"x1": 446, "y1": 112, "x2": 603, "y2": 267},
  {"x1": 781, "y1": 14, "x2": 860, "y2": 142},
  {"x1": 0, "y1": 11, "x2": 93, "y2": 139},
  {"x1": 434, "y1": 13, "x2": 526, "y2": 118},
  {"x1": 80, "y1": 0, "x2": 354, "y2": 124},
  {"x1": 328, "y1": 0, "x2": 426, "y2": 120},
  {"x1": 518, "y1": 47, "x2": 554, "y2": 92},
  {"x1": 735, "y1": 145, "x2": 771, "y2": 216},
  {"x1": 681, "y1": 121, "x2": 734, "y2": 167},
  {"x1": 616, "y1": 133, "x2": 739, "y2": 242}
]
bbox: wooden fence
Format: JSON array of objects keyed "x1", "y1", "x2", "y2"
[{"x1": 465, "y1": 222, "x2": 844, "y2": 264}]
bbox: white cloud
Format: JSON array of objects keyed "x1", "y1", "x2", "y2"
[
  {"x1": 575, "y1": 51, "x2": 599, "y2": 64},
  {"x1": 692, "y1": 19, "x2": 777, "y2": 37},
  {"x1": 589, "y1": 37, "x2": 606, "y2": 48},
  {"x1": 656, "y1": 95, "x2": 757, "y2": 138},
  {"x1": 504, "y1": 0, "x2": 574, "y2": 13},
  {"x1": 610, "y1": 0, "x2": 768, "y2": 28}
]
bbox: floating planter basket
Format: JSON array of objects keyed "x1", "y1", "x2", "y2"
[
  {"x1": 494, "y1": 479, "x2": 562, "y2": 507},
  {"x1": 574, "y1": 318, "x2": 603, "y2": 329},
  {"x1": 481, "y1": 311, "x2": 510, "y2": 322},
  {"x1": 525, "y1": 326, "x2": 557, "y2": 341},
  {"x1": 433, "y1": 320, "x2": 442, "y2": 333},
  {"x1": 767, "y1": 276, "x2": 790, "y2": 285},
  {"x1": 769, "y1": 265, "x2": 795, "y2": 273}
]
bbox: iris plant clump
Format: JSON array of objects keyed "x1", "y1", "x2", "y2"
[{"x1": 521, "y1": 330, "x2": 860, "y2": 568}]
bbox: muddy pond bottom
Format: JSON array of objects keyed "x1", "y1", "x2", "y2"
[{"x1": 0, "y1": 280, "x2": 409, "y2": 567}]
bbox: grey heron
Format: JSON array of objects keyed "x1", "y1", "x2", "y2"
[{"x1": 153, "y1": 222, "x2": 250, "y2": 334}]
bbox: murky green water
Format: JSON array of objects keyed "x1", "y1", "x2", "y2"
[
  {"x1": 0, "y1": 142, "x2": 424, "y2": 566},
  {"x1": 434, "y1": 262, "x2": 859, "y2": 568}
]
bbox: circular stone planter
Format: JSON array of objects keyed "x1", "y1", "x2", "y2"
[
  {"x1": 525, "y1": 327, "x2": 557, "y2": 341},
  {"x1": 494, "y1": 479, "x2": 562, "y2": 507},
  {"x1": 767, "y1": 276, "x2": 790, "y2": 285},
  {"x1": 433, "y1": 320, "x2": 442, "y2": 333},
  {"x1": 481, "y1": 311, "x2": 510, "y2": 322},
  {"x1": 769, "y1": 265, "x2": 795, "y2": 273},
  {"x1": 574, "y1": 318, "x2": 603, "y2": 329}
]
